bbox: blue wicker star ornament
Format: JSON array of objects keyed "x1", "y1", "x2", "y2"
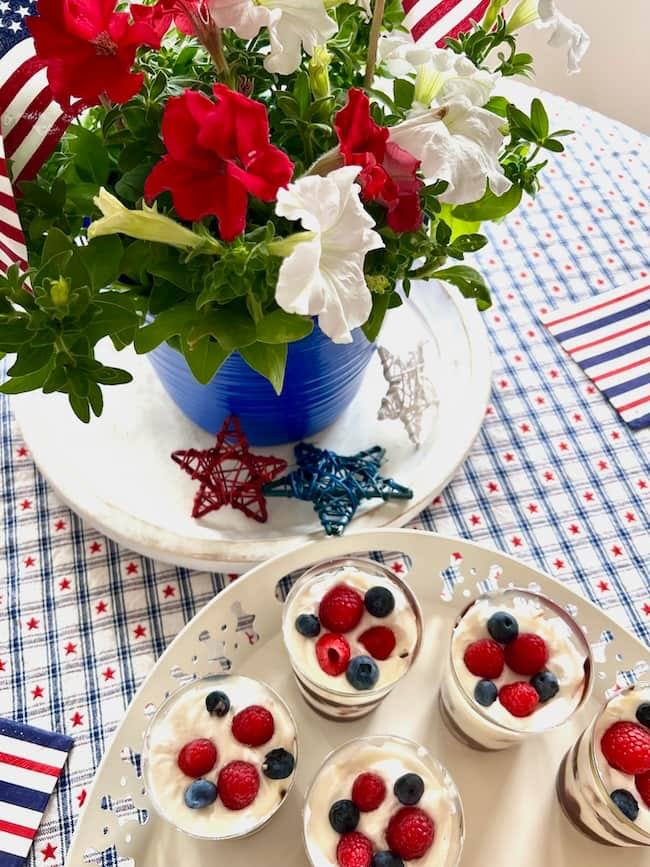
[{"x1": 263, "y1": 443, "x2": 413, "y2": 535}]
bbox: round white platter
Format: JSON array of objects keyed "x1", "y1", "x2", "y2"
[
  {"x1": 11, "y1": 281, "x2": 492, "y2": 571},
  {"x1": 64, "y1": 529, "x2": 650, "y2": 867}
]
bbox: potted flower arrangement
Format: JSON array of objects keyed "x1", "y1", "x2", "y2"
[{"x1": 0, "y1": 0, "x2": 587, "y2": 443}]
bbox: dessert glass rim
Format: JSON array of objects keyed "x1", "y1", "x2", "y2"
[
  {"x1": 282, "y1": 555, "x2": 424, "y2": 700},
  {"x1": 142, "y1": 672, "x2": 299, "y2": 841},
  {"x1": 302, "y1": 733, "x2": 465, "y2": 867},
  {"x1": 588, "y1": 679, "x2": 650, "y2": 841},
  {"x1": 448, "y1": 585, "x2": 595, "y2": 734}
]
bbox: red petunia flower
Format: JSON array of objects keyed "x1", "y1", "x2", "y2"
[
  {"x1": 27, "y1": 0, "x2": 166, "y2": 107},
  {"x1": 144, "y1": 84, "x2": 294, "y2": 241},
  {"x1": 156, "y1": 0, "x2": 200, "y2": 36},
  {"x1": 334, "y1": 88, "x2": 423, "y2": 233}
]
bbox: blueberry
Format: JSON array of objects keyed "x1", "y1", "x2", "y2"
[
  {"x1": 205, "y1": 690, "x2": 230, "y2": 717},
  {"x1": 487, "y1": 611, "x2": 519, "y2": 644},
  {"x1": 636, "y1": 702, "x2": 650, "y2": 728},
  {"x1": 610, "y1": 789, "x2": 639, "y2": 821},
  {"x1": 184, "y1": 779, "x2": 217, "y2": 809},
  {"x1": 372, "y1": 852, "x2": 404, "y2": 867},
  {"x1": 365, "y1": 587, "x2": 395, "y2": 618},
  {"x1": 295, "y1": 613, "x2": 321, "y2": 638},
  {"x1": 346, "y1": 655, "x2": 379, "y2": 690},
  {"x1": 262, "y1": 748, "x2": 295, "y2": 780},
  {"x1": 474, "y1": 679, "x2": 498, "y2": 707},
  {"x1": 329, "y1": 799, "x2": 359, "y2": 833},
  {"x1": 394, "y1": 773, "x2": 424, "y2": 805},
  {"x1": 530, "y1": 670, "x2": 559, "y2": 703}
]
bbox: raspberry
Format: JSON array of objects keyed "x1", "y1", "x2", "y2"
[
  {"x1": 319, "y1": 584, "x2": 364, "y2": 633},
  {"x1": 358, "y1": 626, "x2": 396, "y2": 661},
  {"x1": 601, "y1": 722, "x2": 650, "y2": 775},
  {"x1": 217, "y1": 760, "x2": 260, "y2": 810},
  {"x1": 316, "y1": 632, "x2": 351, "y2": 676},
  {"x1": 336, "y1": 832, "x2": 373, "y2": 867},
  {"x1": 385, "y1": 807, "x2": 435, "y2": 860},
  {"x1": 177, "y1": 738, "x2": 217, "y2": 778},
  {"x1": 351, "y1": 772, "x2": 386, "y2": 812},
  {"x1": 635, "y1": 770, "x2": 650, "y2": 808},
  {"x1": 463, "y1": 638, "x2": 505, "y2": 679},
  {"x1": 498, "y1": 682, "x2": 539, "y2": 717},
  {"x1": 231, "y1": 705, "x2": 274, "y2": 747},
  {"x1": 504, "y1": 633, "x2": 549, "y2": 676}
]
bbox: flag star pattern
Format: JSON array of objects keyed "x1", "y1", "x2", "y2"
[{"x1": 0, "y1": 84, "x2": 648, "y2": 867}]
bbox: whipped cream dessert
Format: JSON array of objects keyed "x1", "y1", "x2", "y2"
[
  {"x1": 557, "y1": 683, "x2": 650, "y2": 846},
  {"x1": 283, "y1": 559, "x2": 421, "y2": 719},
  {"x1": 440, "y1": 589, "x2": 591, "y2": 749},
  {"x1": 304, "y1": 736, "x2": 464, "y2": 867},
  {"x1": 144, "y1": 675, "x2": 297, "y2": 839}
]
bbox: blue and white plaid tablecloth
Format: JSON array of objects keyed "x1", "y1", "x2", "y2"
[{"x1": 0, "y1": 85, "x2": 649, "y2": 865}]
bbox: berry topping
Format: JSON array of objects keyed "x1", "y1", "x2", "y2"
[
  {"x1": 295, "y1": 613, "x2": 321, "y2": 638},
  {"x1": 358, "y1": 626, "x2": 396, "y2": 661},
  {"x1": 504, "y1": 633, "x2": 549, "y2": 676},
  {"x1": 474, "y1": 679, "x2": 498, "y2": 707},
  {"x1": 336, "y1": 832, "x2": 374, "y2": 867},
  {"x1": 231, "y1": 705, "x2": 275, "y2": 747},
  {"x1": 262, "y1": 748, "x2": 295, "y2": 780},
  {"x1": 371, "y1": 853, "x2": 404, "y2": 867},
  {"x1": 601, "y1": 722, "x2": 650, "y2": 775},
  {"x1": 319, "y1": 584, "x2": 365, "y2": 633},
  {"x1": 205, "y1": 690, "x2": 230, "y2": 717},
  {"x1": 365, "y1": 586, "x2": 395, "y2": 618},
  {"x1": 316, "y1": 633, "x2": 351, "y2": 676},
  {"x1": 177, "y1": 738, "x2": 217, "y2": 778},
  {"x1": 463, "y1": 638, "x2": 505, "y2": 679},
  {"x1": 217, "y1": 761, "x2": 260, "y2": 810},
  {"x1": 184, "y1": 779, "x2": 217, "y2": 810},
  {"x1": 636, "y1": 702, "x2": 650, "y2": 729},
  {"x1": 487, "y1": 611, "x2": 519, "y2": 644},
  {"x1": 329, "y1": 799, "x2": 360, "y2": 834},
  {"x1": 352, "y1": 772, "x2": 386, "y2": 812},
  {"x1": 498, "y1": 682, "x2": 539, "y2": 717},
  {"x1": 635, "y1": 770, "x2": 650, "y2": 809},
  {"x1": 346, "y1": 656, "x2": 380, "y2": 691},
  {"x1": 394, "y1": 773, "x2": 424, "y2": 806},
  {"x1": 610, "y1": 789, "x2": 639, "y2": 821},
  {"x1": 530, "y1": 670, "x2": 559, "y2": 703},
  {"x1": 385, "y1": 807, "x2": 435, "y2": 861}
]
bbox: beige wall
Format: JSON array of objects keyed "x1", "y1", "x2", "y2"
[{"x1": 515, "y1": 0, "x2": 650, "y2": 134}]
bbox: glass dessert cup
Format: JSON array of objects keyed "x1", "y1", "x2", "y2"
[
  {"x1": 303, "y1": 735, "x2": 464, "y2": 867},
  {"x1": 439, "y1": 587, "x2": 593, "y2": 751},
  {"x1": 282, "y1": 556, "x2": 423, "y2": 721},
  {"x1": 556, "y1": 681, "x2": 650, "y2": 847},
  {"x1": 142, "y1": 674, "x2": 298, "y2": 840}
]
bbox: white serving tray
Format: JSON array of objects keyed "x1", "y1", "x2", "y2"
[
  {"x1": 11, "y1": 281, "x2": 491, "y2": 571},
  {"x1": 64, "y1": 529, "x2": 650, "y2": 867}
]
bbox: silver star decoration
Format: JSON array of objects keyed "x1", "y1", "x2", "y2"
[{"x1": 377, "y1": 344, "x2": 437, "y2": 446}]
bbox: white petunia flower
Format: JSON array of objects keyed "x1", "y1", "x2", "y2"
[
  {"x1": 272, "y1": 166, "x2": 384, "y2": 343},
  {"x1": 377, "y1": 29, "x2": 436, "y2": 77},
  {"x1": 390, "y1": 96, "x2": 511, "y2": 205},
  {"x1": 413, "y1": 49, "x2": 498, "y2": 108},
  {"x1": 537, "y1": 0, "x2": 590, "y2": 73},
  {"x1": 208, "y1": 0, "x2": 274, "y2": 39}
]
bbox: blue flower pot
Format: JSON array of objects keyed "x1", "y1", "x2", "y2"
[{"x1": 147, "y1": 324, "x2": 375, "y2": 445}]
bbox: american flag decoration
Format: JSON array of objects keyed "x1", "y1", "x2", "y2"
[
  {"x1": 0, "y1": 718, "x2": 73, "y2": 866},
  {"x1": 402, "y1": 0, "x2": 491, "y2": 45},
  {"x1": 542, "y1": 278, "x2": 650, "y2": 430}
]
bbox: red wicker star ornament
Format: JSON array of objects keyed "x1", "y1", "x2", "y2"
[{"x1": 171, "y1": 416, "x2": 287, "y2": 522}]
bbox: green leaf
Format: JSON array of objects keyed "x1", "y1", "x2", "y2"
[
  {"x1": 452, "y1": 184, "x2": 522, "y2": 222},
  {"x1": 256, "y1": 310, "x2": 313, "y2": 344},
  {"x1": 66, "y1": 126, "x2": 110, "y2": 186},
  {"x1": 439, "y1": 203, "x2": 480, "y2": 241},
  {"x1": 484, "y1": 95, "x2": 509, "y2": 118},
  {"x1": 530, "y1": 98, "x2": 549, "y2": 139},
  {"x1": 542, "y1": 138, "x2": 564, "y2": 153},
  {"x1": 0, "y1": 319, "x2": 33, "y2": 348},
  {"x1": 7, "y1": 343, "x2": 54, "y2": 377},
  {"x1": 90, "y1": 365, "x2": 133, "y2": 386},
  {"x1": 435, "y1": 220, "x2": 452, "y2": 246},
  {"x1": 0, "y1": 361, "x2": 53, "y2": 394},
  {"x1": 88, "y1": 381, "x2": 104, "y2": 417},
  {"x1": 85, "y1": 296, "x2": 139, "y2": 345},
  {"x1": 187, "y1": 306, "x2": 257, "y2": 352},
  {"x1": 430, "y1": 265, "x2": 492, "y2": 311},
  {"x1": 394, "y1": 78, "x2": 415, "y2": 111},
  {"x1": 361, "y1": 291, "x2": 390, "y2": 343},
  {"x1": 115, "y1": 163, "x2": 155, "y2": 203},
  {"x1": 78, "y1": 236, "x2": 124, "y2": 290},
  {"x1": 134, "y1": 302, "x2": 197, "y2": 353},
  {"x1": 41, "y1": 228, "x2": 72, "y2": 267},
  {"x1": 452, "y1": 234, "x2": 489, "y2": 253},
  {"x1": 239, "y1": 342, "x2": 288, "y2": 395},
  {"x1": 180, "y1": 335, "x2": 230, "y2": 384},
  {"x1": 68, "y1": 393, "x2": 91, "y2": 423}
]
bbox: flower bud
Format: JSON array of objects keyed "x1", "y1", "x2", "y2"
[
  {"x1": 505, "y1": 0, "x2": 540, "y2": 34},
  {"x1": 50, "y1": 276, "x2": 70, "y2": 307},
  {"x1": 308, "y1": 45, "x2": 332, "y2": 100}
]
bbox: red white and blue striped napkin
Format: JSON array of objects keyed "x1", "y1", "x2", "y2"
[
  {"x1": 0, "y1": 720, "x2": 73, "y2": 867},
  {"x1": 542, "y1": 278, "x2": 650, "y2": 430}
]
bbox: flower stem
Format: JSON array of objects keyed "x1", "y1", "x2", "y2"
[{"x1": 364, "y1": 0, "x2": 386, "y2": 89}]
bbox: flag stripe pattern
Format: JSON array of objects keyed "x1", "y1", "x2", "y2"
[
  {"x1": 403, "y1": 0, "x2": 491, "y2": 45},
  {"x1": 542, "y1": 279, "x2": 650, "y2": 430},
  {"x1": 0, "y1": 720, "x2": 71, "y2": 866}
]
